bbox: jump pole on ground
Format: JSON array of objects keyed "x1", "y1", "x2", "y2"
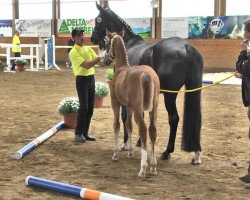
[
  {"x1": 25, "y1": 176, "x2": 134, "y2": 200},
  {"x1": 13, "y1": 121, "x2": 65, "y2": 159}
]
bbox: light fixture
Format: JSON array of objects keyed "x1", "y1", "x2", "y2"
[{"x1": 151, "y1": 0, "x2": 158, "y2": 8}]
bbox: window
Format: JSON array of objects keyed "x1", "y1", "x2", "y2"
[
  {"x1": 109, "y1": 0, "x2": 152, "y2": 18},
  {"x1": 19, "y1": 0, "x2": 52, "y2": 19},
  {"x1": 226, "y1": 0, "x2": 250, "y2": 16},
  {"x1": 162, "y1": 0, "x2": 214, "y2": 17},
  {"x1": 0, "y1": 0, "x2": 12, "y2": 19},
  {"x1": 60, "y1": 0, "x2": 98, "y2": 19}
]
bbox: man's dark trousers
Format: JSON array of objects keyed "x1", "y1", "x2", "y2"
[
  {"x1": 75, "y1": 75, "x2": 95, "y2": 136},
  {"x1": 11, "y1": 52, "x2": 21, "y2": 71}
]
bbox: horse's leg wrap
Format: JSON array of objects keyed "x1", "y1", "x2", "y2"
[
  {"x1": 138, "y1": 148, "x2": 148, "y2": 178},
  {"x1": 191, "y1": 151, "x2": 201, "y2": 165}
]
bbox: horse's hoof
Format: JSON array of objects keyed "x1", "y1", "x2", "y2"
[
  {"x1": 128, "y1": 152, "x2": 134, "y2": 159},
  {"x1": 191, "y1": 158, "x2": 201, "y2": 165},
  {"x1": 159, "y1": 152, "x2": 171, "y2": 160},
  {"x1": 135, "y1": 140, "x2": 141, "y2": 147},
  {"x1": 150, "y1": 168, "x2": 157, "y2": 176},
  {"x1": 137, "y1": 173, "x2": 146, "y2": 178},
  {"x1": 112, "y1": 155, "x2": 119, "y2": 161},
  {"x1": 121, "y1": 144, "x2": 128, "y2": 151}
]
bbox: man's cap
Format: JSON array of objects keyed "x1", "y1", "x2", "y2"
[{"x1": 71, "y1": 28, "x2": 84, "y2": 37}]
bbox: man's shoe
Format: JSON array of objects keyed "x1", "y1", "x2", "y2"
[
  {"x1": 84, "y1": 134, "x2": 96, "y2": 141},
  {"x1": 75, "y1": 134, "x2": 86, "y2": 143},
  {"x1": 239, "y1": 174, "x2": 250, "y2": 183}
]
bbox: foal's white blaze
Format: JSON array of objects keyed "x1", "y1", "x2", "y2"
[{"x1": 138, "y1": 149, "x2": 148, "y2": 178}]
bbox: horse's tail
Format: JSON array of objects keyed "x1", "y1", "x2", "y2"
[
  {"x1": 182, "y1": 44, "x2": 203, "y2": 152},
  {"x1": 141, "y1": 71, "x2": 154, "y2": 111}
]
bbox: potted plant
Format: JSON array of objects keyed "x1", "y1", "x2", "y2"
[
  {"x1": 57, "y1": 97, "x2": 79, "y2": 129},
  {"x1": 95, "y1": 81, "x2": 110, "y2": 108},
  {"x1": 14, "y1": 59, "x2": 28, "y2": 72},
  {"x1": 105, "y1": 68, "x2": 114, "y2": 87},
  {"x1": 0, "y1": 60, "x2": 7, "y2": 73}
]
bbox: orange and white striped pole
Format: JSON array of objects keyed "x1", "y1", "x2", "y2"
[{"x1": 26, "y1": 176, "x2": 134, "y2": 200}]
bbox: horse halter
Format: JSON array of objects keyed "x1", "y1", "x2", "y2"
[{"x1": 105, "y1": 35, "x2": 119, "y2": 62}]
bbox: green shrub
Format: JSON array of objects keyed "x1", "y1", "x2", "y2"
[
  {"x1": 0, "y1": 60, "x2": 7, "y2": 68},
  {"x1": 14, "y1": 59, "x2": 28, "y2": 66},
  {"x1": 57, "y1": 97, "x2": 79, "y2": 115},
  {"x1": 95, "y1": 82, "x2": 109, "y2": 97},
  {"x1": 105, "y1": 68, "x2": 114, "y2": 80}
]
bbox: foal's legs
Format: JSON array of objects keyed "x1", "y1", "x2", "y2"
[
  {"x1": 160, "y1": 93, "x2": 179, "y2": 160},
  {"x1": 125, "y1": 108, "x2": 134, "y2": 158},
  {"x1": 134, "y1": 111, "x2": 148, "y2": 178},
  {"x1": 121, "y1": 106, "x2": 128, "y2": 150},
  {"x1": 122, "y1": 106, "x2": 141, "y2": 149},
  {"x1": 112, "y1": 99, "x2": 121, "y2": 161},
  {"x1": 148, "y1": 109, "x2": 157, "y2": 175}
]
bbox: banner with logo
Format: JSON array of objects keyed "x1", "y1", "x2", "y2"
[
  {"x1": 57, "y1": 18, "x2": 151, "y2": 38},
  {"x1": 0, "y1": 20, "x2": 12, "y2": 36},
  {"x1": 15, "y1": 19, "x2": 52, "y2": 37},
  {"x1": 57, "y1": 19, "x2": 95, "y2": 37},
  {"x1": 161, "y1": 17, "x2": 189, "y2": 38}
]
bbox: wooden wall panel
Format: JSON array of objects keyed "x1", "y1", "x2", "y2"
[{"x1": 0, "y1": 36, "x2": 242, "y2": 71}]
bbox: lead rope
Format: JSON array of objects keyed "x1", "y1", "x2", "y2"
[{"x1": 160, "y1": 73, "x2": 236, "y2": 93}]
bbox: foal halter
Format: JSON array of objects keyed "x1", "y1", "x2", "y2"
[{"x1": 105, "y1": 35, "x2": 120, "y2": 62}]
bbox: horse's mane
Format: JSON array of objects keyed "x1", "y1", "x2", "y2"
[
  {"x1": 105, "y1": 7, "x2": 142, "y2": 40},
  {"x1": 113, "y1": 35, "x2": 130, "y2": 68}
]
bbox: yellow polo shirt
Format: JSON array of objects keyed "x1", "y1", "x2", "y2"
[
  {"x1": 12, "y1": 35, "x2": 21, "y2": 53},
  {"x1": 69, "y1": 45, "x2": 97, "y2": 76}
]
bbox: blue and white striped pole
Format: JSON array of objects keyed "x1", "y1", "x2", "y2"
[
  {"x1": 26, "y1": 176, "x2": 134, "y2": 200},
  {"x1": 13, "y1": 121, "x2": 64, "y2": 159}
]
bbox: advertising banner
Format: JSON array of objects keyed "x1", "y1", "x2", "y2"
[
  {"x1": 188, "y1": 15, "x2": 250, "y2": 39},
  {"x1": 57, "y1": 18, "x2": 151, "y2": 38},
  {"x1": 161, "y1": 17, "x2": 188, "y2": 38},
  {"x1": 15, "y1": 20, "x2": 51, "y2": 37},
  {"x1": 124, "y1": 18, "x2": 151, "y2": 38},
  {"x1": 57, "y1": 19, "x2": 95, "y2": 37},
  {"x1": 0, "y1": 20, "x2": 12, "y2": 36}
]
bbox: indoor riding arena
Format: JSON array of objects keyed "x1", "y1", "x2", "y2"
[{"x1": 0, "y1": 0, "x2": 250, "y2": 199}]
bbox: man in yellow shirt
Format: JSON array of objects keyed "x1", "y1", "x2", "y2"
[
  {"x1": 69, "y1": 28, "x2": 102, "y2": 143},
  {"x1": 11, "y1": 30, "x2": 21, "y2": 71}
]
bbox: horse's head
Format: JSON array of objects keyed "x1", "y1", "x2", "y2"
[
  {"x1": 91, "y1": 2, "x2": 123, "y2": 50},
  {"x1": 103, "y1": 30, "x2": 116, "y2": 66},
  {"x1": 103, "y1": 30, "x2": 124, "y2": 66}
]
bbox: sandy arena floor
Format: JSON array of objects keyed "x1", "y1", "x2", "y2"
[{"x1": 0, "y1": 66, "x2": 249, "y2": 200}]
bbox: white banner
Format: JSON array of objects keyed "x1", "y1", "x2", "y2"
[
  {"x1": 15, "y1": 20, "x2": 51, "y2": 37},
  {"x1": 161, "y1": 17, "x2": 188, "y2": 38}
]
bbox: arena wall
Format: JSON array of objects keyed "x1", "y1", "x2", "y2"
[{"x1": 0, "y1": 36, "x2": 240, "y2": 71}]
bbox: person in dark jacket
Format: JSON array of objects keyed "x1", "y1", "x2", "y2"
[
  {"x1": 66, "y1": 37, "x2": 75, "y2": 68},
  {"x1": 235, "y1": 18, "x2": 250, "y2": 184}
]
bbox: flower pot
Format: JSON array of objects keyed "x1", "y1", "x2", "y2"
[
  {"x1": 62, "y1": 113, "x2": 78, "y2": 129},
  {"x1": 17, "y1": 65, "x2": 25, "y2": 72},
  {"x1": 0, "y1": 68, "x2": 4, "y2": 73},
  {"x1": 94, "y1": 96, "x2": 104, "y2": 108}
]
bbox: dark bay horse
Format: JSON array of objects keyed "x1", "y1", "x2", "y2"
[
  {"x1": 105, "y1": 30, "x2": 160, "y2": 177},
  {"x1": 91, "y1": 3, "x2": 203, "y2": 165}
]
